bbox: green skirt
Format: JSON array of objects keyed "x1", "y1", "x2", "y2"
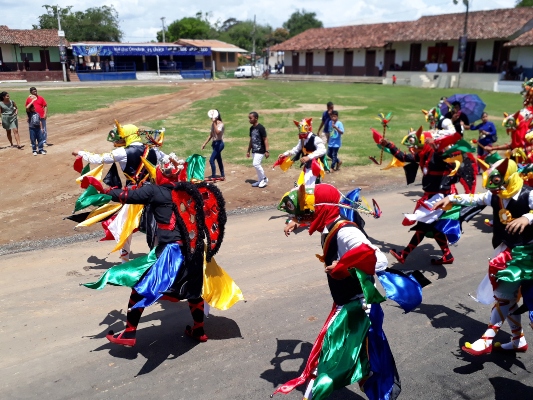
[{"x1": 1, "y1": 114, "x2": 18, "y2": 130}]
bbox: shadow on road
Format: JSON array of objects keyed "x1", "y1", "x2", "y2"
[
  {"x1": 490, "y1": 376, "x2": 533, "y2": 399},
  {"x1": 88, "y1": 300, "x2": 242, "y2": 376},
  {"x1": 261, "y1": 338, "x2": 365, "y2": 400},
  {"x1": 413, "y1": 303, "x2": 529, "y2": 376}
]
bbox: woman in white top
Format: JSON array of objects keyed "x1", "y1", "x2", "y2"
[{"x1": 202, "y1": 109, "x2": 225, "y2": 181}]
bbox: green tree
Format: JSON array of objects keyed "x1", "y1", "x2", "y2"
[
  {"x1": 218, "y1": 20, "x2": 273, "y2": 53},
  {"x1": 282, "y1": 9, "x2": 323, "y2": 37},
  {"x1": 33, "y1": 5, "x2": 122, "y2": 42},
  {"x1": 157, "y1": 12, "x2": 213, "y2": 42},
  {"x1": 267, "y1": 28, "x2": 290, "y2": 45},
  {"x1": 515, "y1": 0, "x2": 533, "y2": 6}
]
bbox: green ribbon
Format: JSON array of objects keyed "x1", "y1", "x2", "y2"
[
  {"x1": 312, "y1": 301, "x2": 371, "y2": 400},
  {"x1": 83, "y1": 247, "x2": 157, "y2": 289},
  {"x1": 441, "y1": 139, "x2": 475, "y2": 158},
  {"x1": 350, "y1": 269, "x2": 386, "y2": 305},
  {"x1": 440, "y1": 204, "x2": 462, "y2": 220},
  {"x1": 74, "y1": 185, "x2": 112, "y2": 212},
  {"x1": 484, "y1": 152, "x2": 503, "y2": 165},
  {"x1": 496, "y1": 245, "x2": 533, "y2": 283},
  {"x1": 377, "y1": 144, "x2": 392, "y2": 155},
  {"x1": 186, "y1": 154, "x2": 206, "y2": 181},
  {"x1": 80, "y1": 163, "x2": 91, "y2": 176}
]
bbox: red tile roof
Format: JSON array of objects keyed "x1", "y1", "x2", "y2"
[
  {"x1": 506, "y1": 29, "x2": 533, "y2": 47},
  {"x1": 0, "y1": 26, "x2": 67, "y2": 47},
  {"x1": 272, "y1": 7, "x2": 533, "y2": 51}
]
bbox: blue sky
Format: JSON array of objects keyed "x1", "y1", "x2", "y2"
[{"x1": 5, "y1": 0, "x2": 517, "y2": 42}]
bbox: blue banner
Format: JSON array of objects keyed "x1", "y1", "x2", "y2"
[{"x1": 72, "y1": 45, "x2": 211, "y2": 57}]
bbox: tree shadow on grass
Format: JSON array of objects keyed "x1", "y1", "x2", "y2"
[
  {"x1": 413, "y1": 303, "x2": 529, "y2": 376},
  {"x1": 261, "y1": 338, "x2": 364, "y2": 400},
  {"x1": 88, "y1": 300, "x2": 242, "y2": 376}
]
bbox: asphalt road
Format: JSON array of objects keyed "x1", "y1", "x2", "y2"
[{"x1": 1, "y1": 184, "x2": 532, "y2": 400}]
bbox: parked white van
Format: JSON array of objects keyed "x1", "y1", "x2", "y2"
[{"x1": 234, "y1": 65, "x2": 260, "y2": 78}]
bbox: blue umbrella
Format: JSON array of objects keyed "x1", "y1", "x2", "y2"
[{"x1": 439, "y1": 94, "x2": 486, "y2": 123}]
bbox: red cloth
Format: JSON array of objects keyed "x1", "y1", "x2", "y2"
[
  {"x1": 488, "y1": 247, "x2": 512, "y2": 289},
  {"x1": 371, "y1": 128, "x2": 383, "y2": 144},
  {"x1": 25, "y1": 95, "x2": 47, "y2": 118},
  {"x1": 329, "y1": 243, "x2": 377, "y2": 280},
  {"x1": 80, "y1": 176, "x2": 105, "y2": 193},
  {"x1": 511, "y1": 120, "x2": 528, "y2": 149},
  {"x1": 155, "y1": 167, "x2": 178, "y2": 185},
  {"x1": 73, "y1": 156, "x2": 83, "y2": 174},
  {"x1": 309, "y1": 183, "x2": 341, "y2": 235}
]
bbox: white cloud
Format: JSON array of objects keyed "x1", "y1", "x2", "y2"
[{"x1": 3, "y1": 0, "x2": 519, "y2": 42}]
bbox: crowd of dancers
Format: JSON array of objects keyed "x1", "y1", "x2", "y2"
[{"x1": 67, "y1": 78, "x2": 533, "y2": 399}]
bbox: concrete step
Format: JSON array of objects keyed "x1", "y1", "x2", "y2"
[
  {"x1": 68, "y1": 71, "x2": 80, "y2": 82},
  {"x1": 270, "y1": 74, "x2": 383, "y2": 84}
]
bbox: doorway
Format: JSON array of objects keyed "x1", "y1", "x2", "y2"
[
  {"x1": 344, "y1": 51, "x2": 353, "y2": 75},
  {"x1": 292, "y1": 52, "x2": 299, "y2": 74},
  {"x1": 384, "y1": 49, "x2": 396, "y2": 74},
  {"x1": 305, "y1": 52, "x2": 313, "y2": 74},
  {"x1": 326, "y1": 51, "x2": 334, "y2": 75},
  {"x1": 464, "y1": 42, "x2": 477, "y2": 72},
  {"x1": 39, "y1": 49, "x2": 50, "y2": 71},
  {"x1": 409, "y1": 43, "x2": 421, "y2": 70},
  {"x1": 365, "y1": 50, "x2": 376, "y2": 76}
]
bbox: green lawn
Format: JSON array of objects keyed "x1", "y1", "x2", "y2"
[
  {"x1": 6, "y1": 86, "x2": 178, "y2": 116},
  {"x1": 142, "y1": 81, "x2": 520, "y2": 166}
]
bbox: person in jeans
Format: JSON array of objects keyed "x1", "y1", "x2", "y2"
[
  {"x1": 202, "y1": 109, "x2": 225, "y2": 181},
  {"x1": 26, "y1": 103, "x2": 45, "y2": 155},
  {"x1": 470, "y1": 112, "x2": 497, "y2": 157},
  {"x1": 327, "y1": 110, "x2": 344, "y2": 171},
  {"x1": 247, "y1": 111, "x2": 270, "y2": 188},
  {"x1": 25, "y1": 87, "x2": 50, "y2": 146}
]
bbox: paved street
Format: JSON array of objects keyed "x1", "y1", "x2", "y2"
[{"x1": 1, "y1": 184, "x2": 532, "y2": 400}]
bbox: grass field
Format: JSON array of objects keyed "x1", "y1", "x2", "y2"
[
  {"x1": 142, "y1": 81, "x2": 522, "y2": 166},
  {"x1": 6, "y1": 86, "x2": 178, "y2": 116}
]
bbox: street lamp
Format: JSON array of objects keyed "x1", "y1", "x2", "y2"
[
  {"x1": 161, "y1": 17, "x2": 166, "y2": 43},
  {"x1": 56, "y1": 5, "x2": 67, "y2": 82}
]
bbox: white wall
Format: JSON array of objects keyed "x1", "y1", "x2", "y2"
[
  {"x1": 510, "y1": 47, "x2": 533, "y2": 68},
  {"x1": 475, "y1": 40, "x2": 494, "y2": 61},
  {"x1": 313, "y1": 51, "x2": 325, "y2": 67},
  {"x1": 375, "y1": 48, "x2": 385, "y2": 66},
  {"x1": 299, "y1": 52, "x2": 306, "y2": 66},
  {"x1": 353, "y1": 49, "x2": 365, "y2": 66},
  {"x1": 333, "y1": 50, "x2": 344, "y2": 66},
  {"x1": 393, "y1": 42, "x2": 411, "y2": 65},
  {"x1": 0, "y1": 44, "x2": 16, "y2": 62},
  {"x1": 284, "y1": 54, "x2": 292, "y2": 67}
]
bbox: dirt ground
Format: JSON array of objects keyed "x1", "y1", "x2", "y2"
[{"x1": 0, "y1": 81, "x2": 404, "y2": 245}]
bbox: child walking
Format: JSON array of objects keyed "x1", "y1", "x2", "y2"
[
  {"x1": 27, "y1": 103, "x2": 45, "y2": 155},
  {"x1": 327, "y1": 110, "x2": 344, "y2": 171}
]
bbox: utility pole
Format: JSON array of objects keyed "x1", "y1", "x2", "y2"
[
  {"x1": 454, "y1": 0, "x2": 469, "y2": 87},
  {"x1": 56, "y1": 5, "x2": 67, "y2": 82},
  {"x1": 251, "y1": 15, "x2": 256, "y2": 79},
  {"x1": 160, "y1": 17, "x2": 166, "y2": 43}
]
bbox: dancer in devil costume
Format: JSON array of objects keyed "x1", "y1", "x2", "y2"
[
  {"x1": 434, "y1": 158, "x2": 533, "y2": 355},
  {"x1": 376, "y1": 126, "x2": 473, "y2": 265},
  {"x1": 275, "y1": 118, "x2": 327, "y2": 186},
  {"x1": 81, "y1": 157, "x2": 242, "y2": 346},
  {"x1": 273, "y1": 183, "x2": 427, "y2": 400}
]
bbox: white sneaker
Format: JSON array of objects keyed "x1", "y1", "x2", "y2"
[
  {"x1": 258, "y1": 178, "x2": 268, "y2": 188},
  {"x1": 33, "y1": 151, "x2": 38, "y2": 156},
  {"x1": 251, "y1": 181, "x2": 260, "y2": 187}
]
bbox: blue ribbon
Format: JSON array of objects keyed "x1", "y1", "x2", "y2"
[
  {"x1": 434, "y1": 218, "x2": 461, "y2": 245},
  {"x1": 364, "y1": 303, "x2": 401, "y2": 400},
  {"x1": 132, "y1": 243, "x2": 184, "y2": 308},
  {"x1": 376, "y1": 270, "x2": 422, "y2": 313},
  {"x1": 340, "y1": 188, "x2": 361, "y2": 222}
]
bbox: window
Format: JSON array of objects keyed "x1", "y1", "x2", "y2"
[
  {"x1": 21, "y1": 53, "x2": 34, "y2": 61},
  {"x1": 228, "y1": 52, "x2": 235, "y2": 62},
  {"x1": 220, "y1": 52, "x2": 227, "y2": 62}
]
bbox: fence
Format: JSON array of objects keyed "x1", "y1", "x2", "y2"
[{"x1": 76, "y1": 62, "x2": 136, "y2": 81}]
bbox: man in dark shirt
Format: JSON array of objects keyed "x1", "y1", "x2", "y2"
[
  {"x1": 444, "y1": 101, "x2": 469, "y2": 136},
  {"x1": 316, "y1": 101, "x2": 334, "y2": 143},
  {"x1": 247, "y1": 111, "x2": 270, "y2": 187}
]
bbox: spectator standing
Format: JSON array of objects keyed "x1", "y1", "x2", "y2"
[
  {"x1": 202, "y1": 109, "x2": 225, "y2": 181},
  {"x1": 316, "y1": 101, "x2": 334, "y2": 143},
  {"x1": 392, "y1": 74, "x2": 397, "y2": 85},
  {"x1": 0, "y1": 59, "x2": 3, "y2": 71},
  {"x1": 470, "y1": 112, "x2": 497, "y2": 156},
  {"x1": 327, "y1": 110, "x2": 344, "y2": 171},
  {"x1": 247, "y1": 111, "x2": 269, "y2": 188},
  {"x1": 26, "y1": 101, "x2": 45, "y2": 155},
  {"x1": 24, "y1": 57, "x2": 30, "y2": 71},
  {"x1": 110, "y1": 59, "x2": 115, "y2": 71},
  {"x1": 25, "y1": 87, "x2": 51, "y2": 146},
  {"x1": 378, "y1": 61, "x2": 383, "y2": 76},
  {"x1": 443, "y1": 101, "x2": 469, "y2": 135},
  {"x1": 0, "y1": 91, "x2": 23, "y2": 149}
]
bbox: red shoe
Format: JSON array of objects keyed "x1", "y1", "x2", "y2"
[
  {"x1": 462, "y1": 343, "x2": 492, "y2": 356},
  {"x1": 493, "y1": 342, "x2": 528, "y2": 353},
  {"x1": 389, "y1": 249, "x2": 405, "y2": 264},
  {"x1": 184, "y1": 325, "x2": 208, "y2": 342},
  {"x1": 106, "y1": 328, "x2": 136, "y2": 347},
  {"x1": 431, "y1": 254, "x2": 454, "y2": 265}
]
